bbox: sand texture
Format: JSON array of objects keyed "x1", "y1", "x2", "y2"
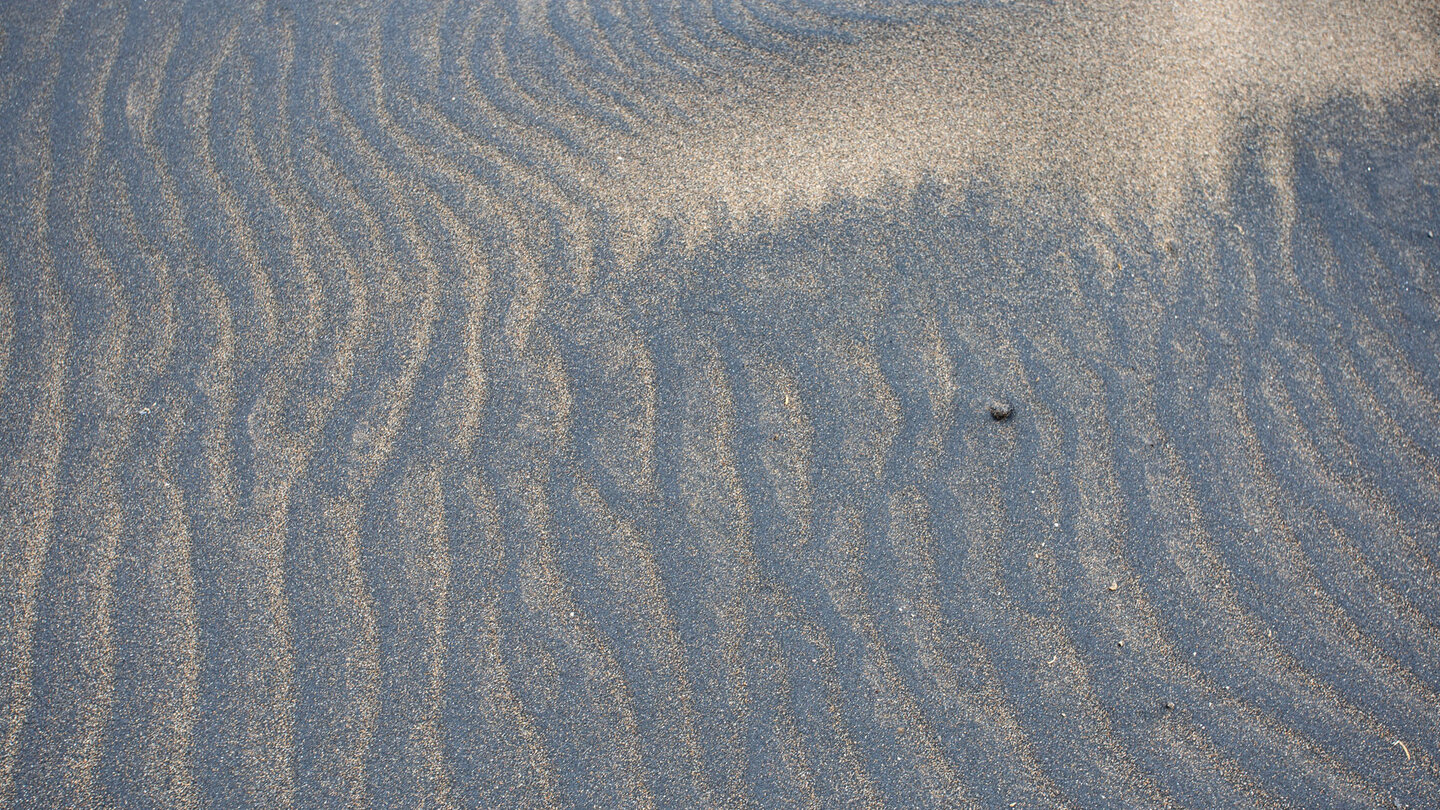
[{"x1": 1, "y1": 0, "x2": 1439, "y2": 807}]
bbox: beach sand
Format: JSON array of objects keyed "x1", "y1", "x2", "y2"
[{"x1": 1, "y1": 0, "x2": 1438, "y2": 807}]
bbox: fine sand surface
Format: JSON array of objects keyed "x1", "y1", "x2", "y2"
[{"x1": 1, "y1": 0, "x2": 1439, "y2": 807}]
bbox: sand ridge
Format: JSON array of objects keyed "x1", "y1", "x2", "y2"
[{"x1": 0, "y1": 0, "x2": 1437, "y2": 807}]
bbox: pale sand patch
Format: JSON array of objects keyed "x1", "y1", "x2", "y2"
[{"x1": 595, "y1": 0, "x2": 1439, "y2": 247}]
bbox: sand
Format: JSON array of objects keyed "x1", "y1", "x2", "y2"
[{"x1": 0, "y1": 0, "x2": 1437, "y2": 807}]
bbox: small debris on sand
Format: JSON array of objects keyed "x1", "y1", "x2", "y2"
[{"x1": 989, "y1": 401, "x2": 1013, "y2": 421}]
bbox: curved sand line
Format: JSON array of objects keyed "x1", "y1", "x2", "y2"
[{"x1": 0, "y1": 0, "x2": 1438, "y2": 808}]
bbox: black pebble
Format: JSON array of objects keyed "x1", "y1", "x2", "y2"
[{"x1": 988, "y1": 401, "x2": 1013, "y2": 421}]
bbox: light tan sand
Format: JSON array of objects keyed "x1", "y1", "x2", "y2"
[{"x1": 601, "y1": 0, "x2": 1438, "y2": 241}]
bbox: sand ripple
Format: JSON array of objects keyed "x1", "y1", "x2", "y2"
[{"x1": 0, "y1": 1, "x2": 1437, "y2": 807}]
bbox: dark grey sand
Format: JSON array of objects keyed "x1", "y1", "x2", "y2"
[{"x1": 1, "y1": 0, "x2": 1439, "y2": 807}]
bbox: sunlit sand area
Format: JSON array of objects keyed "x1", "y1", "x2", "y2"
[{"x1": 1, "y1": 0, "x2": 1438, "y2": 807}]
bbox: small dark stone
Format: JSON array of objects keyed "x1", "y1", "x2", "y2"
[
  {"x1": 988, "y1": 401, "x2": 1013, "y2": 421},
  {"x1": 1164, "y1": 701, "x2": 1176, "y2": 711}
]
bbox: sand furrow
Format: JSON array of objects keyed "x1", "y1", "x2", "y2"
[
  {"x1": 0, "y1": 46, "x2": 72, "y2": 810},
  {"x1": 2, "y1": 1, "x2": 1438, "y2": 807},
  {"x1": 13, "y1": 4, "x2": 133, "y2": 799}
]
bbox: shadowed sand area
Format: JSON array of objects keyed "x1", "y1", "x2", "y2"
[{"x1": 1, "y1": 0, "x2": 1439, "y2": 807}]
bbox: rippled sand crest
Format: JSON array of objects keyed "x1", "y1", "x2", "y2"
[{"x1": 0, "y1": 0, "x2": 1437, "y2": 808}]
